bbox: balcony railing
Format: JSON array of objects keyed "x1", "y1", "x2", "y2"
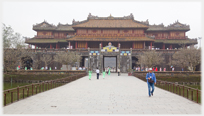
[
  {"x1": 34, "y1": 35, "x2": 54, "y2": 38},
  {"x1": 75, "y1": 33, "x2": 146, "y2": 37}
]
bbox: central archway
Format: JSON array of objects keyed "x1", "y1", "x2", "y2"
[{"x1": 103, "y1": 56, "x2": 117, "y2": 72}]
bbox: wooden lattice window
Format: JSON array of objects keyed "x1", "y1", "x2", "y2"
[{"x1": 92, "y1": 30, "x2": 97, "y2": 33}]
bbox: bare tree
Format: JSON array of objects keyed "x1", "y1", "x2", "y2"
[
  {"x1": 136, "y1": 50, "x2": 164, "y2": 68},
  {"x1": 40, "y1": 53, "x2": 53, "y2": 69},
  {"x1": 171, "y1": 47, "x2": 201, "y2": 71},
  {"x1": 3, "y1": 48, "x2": 31, "y2": 72},
  {"x1": 54, "y1": 52, "x2": 81, "y2": 70}
]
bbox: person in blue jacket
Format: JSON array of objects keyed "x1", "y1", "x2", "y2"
[{"x1": 146, "y1": 68, "x2": 156, "y2": 97}]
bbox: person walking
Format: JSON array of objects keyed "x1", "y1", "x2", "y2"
[
  {"x1": 96, "y1": 67, "x2": 100, "y2": 79},
  {"x1": 146, "y1": 68, "x2": 156, "y2": 97},
  {"x1": 108, "y1": 67, "x2": 111, "y2": 75},
  {"x1": 103, "y1": 68, "x2": 105, "y2": 79},
  {"x1": 118, "y1": 68, "x2": 120, "y2": 76},
  {"x1": 107, "y1": 66, "x2": 109, "y2": 74},
  {"x1": 88, "y1": 69, "x2": 92, "y2": 80}
]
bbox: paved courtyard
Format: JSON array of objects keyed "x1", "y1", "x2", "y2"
[{"x1": 4, "y1": 73, "x2": 201, "y2": 114}]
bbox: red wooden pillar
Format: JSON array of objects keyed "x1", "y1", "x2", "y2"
[
  {"x1": 132, "y1": 42, "x2": 134, "y2": 49},
  {"x1": 150, "y1": 42, "x2": 152, "y2": 49},
  {"x1": 56, "y1": 43, "x2": 58, "y2": 49},
  {"x1": 75, "y1": 42, "x2": 77, "y2": 49},
  {"x1": 69, "y1": 42, "x2": 71, "y2": 49},
  {"x1": 162, "y1": 43, "x2": 165, "y2": 49},
  {"x1": 35, "y1": 44, "x2": 36, "y2": 49},
  {"x1": 50, "y1": 44, "x2": 52, "y2": 49},
  {"x1": 101, "y1": 42, "x2": 103, "y2": 48},
  {"x1": 86, "y1": 42, "x2": 88, "y2": 49}
]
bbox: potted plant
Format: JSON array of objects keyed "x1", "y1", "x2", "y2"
[{"x1": 128, "y1": 68, "x2": 132, "y2": 76}]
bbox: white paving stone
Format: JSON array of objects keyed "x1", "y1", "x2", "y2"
[{"x1": 3, "y1": 73, "x2": 201, "y2": 114}]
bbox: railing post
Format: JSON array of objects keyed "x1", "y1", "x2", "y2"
[
  {"x1": 169, "y1": 83, "x2": 170, "y2": 91},
  {"x1": 35, "y1": 86, "x2": 37, "y2": 94},
  {"x1": 27, "y1": 88, "x2": 29, "y2": 97},
  {"x1": 176, "y1": 85, "x2": 177, "y2": 94},
  {"x1": 32, "y1": 84, "x2": 33, "y2": 95},
  {"x1": 4, "y1": 93, "x2": 6, "y2": 106},
  {"x1": 183, "y1": 86, "x2": 184, "y2": 97},
  {"x1": 42, "y1": 82, "x2": 44, "y2": 92},
  {"x1": 11, "y1": 92, "x2": 13, "y2": 103},
  {"x1": 187, "y1": 88, "x2": 189, "y2": 99},
  {"x1": 39, "y1": 84, "x2": 41, "y2": 93},
  {"x1": 179, "y1": 87, "x2": 181, "y2": 95},
  {"x1": 173, "y1": 84, "x2": 174, "y2": 93},
  {"x1": 17, "y1": 86, "x2": 19, "y2": 101},
  {"x1": 197, "y1": 89, "x2": 198, "y2": 103},
  {"x1": 23, "y1": 89, "x2": 24, "y2": 99},
  {"x1": 191, "y1": 90, "x2": 193, "y2": 101}
]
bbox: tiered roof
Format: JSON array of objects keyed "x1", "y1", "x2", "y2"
[
  {"x1": 72, "y1": 13, "x2": 149, "y2": 29},
  {"x1": 33, "y1": 21, "x2": 74, "y2": 31},
  {"x1": 56, "y1": 23, "x2": 75, "y2": 31},
  {"x1": 147, "y1": 21, "x2": 190, "y2": 31},
  {"x1": 155, "y1": 38, "x2": 197, "y2": 44},
  {"x1": 25, "y1": 38, "x2": 67, "y2": 44}
]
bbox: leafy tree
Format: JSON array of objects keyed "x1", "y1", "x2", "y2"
[{"x1": 3, "y1": 23, "x2": 26, "y2": 48}]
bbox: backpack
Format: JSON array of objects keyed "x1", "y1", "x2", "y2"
[{"x1": 147, "y1": 73, "x2": 154, "y2": 83}]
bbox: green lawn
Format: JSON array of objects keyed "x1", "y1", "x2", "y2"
[{"x1": 4, "y1": 82, "x2": 30, "y2": 90}]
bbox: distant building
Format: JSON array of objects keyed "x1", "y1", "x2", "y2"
[{"x1": 25, "y1": 13, "x2": 197, "y2": 72}]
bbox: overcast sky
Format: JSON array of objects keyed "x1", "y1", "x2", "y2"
[{"x1": 1, "y1": 0, "x2": 203, "y2": 47}]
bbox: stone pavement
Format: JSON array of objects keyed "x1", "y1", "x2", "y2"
[{"x1": 3, "y1": 73, "x2": 201, "y2": 114}]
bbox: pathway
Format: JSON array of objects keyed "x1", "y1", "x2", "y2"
[{"x1": 3, "y1": 73, "x2": 201, "y2": 114}]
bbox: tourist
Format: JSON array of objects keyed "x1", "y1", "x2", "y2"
[
  {"x1": 79, "y1": 67, "x2": 82, "y2": 70},
  {"x1": 103, "y1": 68, "x2": 105, "y2": 79},
  {"x1": 83, "y1": 66, "x2": 86, "y2": 70},
  {"x1": 146, "y1": 68, "x2": 157, "y2": 97},
  {"x1": 96, "y1": 67, "x2": 100, "y2": 79},
  {"x1": 159, "y1": 67, "x2": 162, "y2": 71},
  {"x1": 88, "y1": 69, "x2": 92, "y2": 80},
  {"x1": 107, "y1": 66, "x2": 109, "y2": 74},
  {"x1": 163, "y1": 68, "x2": 166, "y2": 71},
  {"x1": 118, "y1": 68, "x2": 120, "y2": 76},
  {"x1": 133, "y1": 66, "x2": 136, "y2": 71},
  {"x1": 172, "y1": 67, "x2": 175, "y2": 71},
  {"x1": 55, "y1": 67, "x2": 57, "y2": 70},
  {"x1": 45, "y1": 66, "x2": 48, "y2": 70},
  {"x1": 108, "y1": 67, "x2": 111, "y2": 75},
  {"x1": 152, "y1": 67, "x2": 154, "y2": 71},
  {"x1": 182, "y1": 67, "x2": 184, "y2": 71},
  {"x1": 146, "y1": 67, "x2": 148, "y2": 71},
  {"x1": 155, "y1": 67, "x2": 158, "y2": 71}
]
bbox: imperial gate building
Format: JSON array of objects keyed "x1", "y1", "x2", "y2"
[{"x1": 25, "y1": 13, "x2": 197, "y2": 72}]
